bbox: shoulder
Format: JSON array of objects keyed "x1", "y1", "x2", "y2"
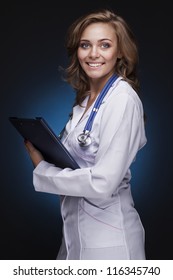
[
  {"x1": 111, "y1": 77, "x2": 141, "y2": 105},
  {"x1": 104, "y1": 77, "x2": 144, "y2": 118}
]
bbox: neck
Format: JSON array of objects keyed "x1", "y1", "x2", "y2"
[
  {"x1": 89, "y1": 74, "x2": 115, "y2": 98},
  {"x1": 86, "y1": 93, "x2": 98, "y2": 110},
  {"x1": 89, "y1": 90, "x2": 100, "y2": 100}
]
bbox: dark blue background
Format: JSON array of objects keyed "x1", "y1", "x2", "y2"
[{"x1": 1, "y1": 1, "x2": 172, "y2": 259}]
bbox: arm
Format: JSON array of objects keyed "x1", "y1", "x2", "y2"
[{"x1": 31, "y1": 93, "x2": 146, "y2": 199}]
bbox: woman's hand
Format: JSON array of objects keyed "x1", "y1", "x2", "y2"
[{"x1": 24, "y1": 140, "x2": 44, "y2": 167}]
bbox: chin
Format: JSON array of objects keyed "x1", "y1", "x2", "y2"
[{"x1": 86, "y1": 71, "x2": 105, "y2": 79}]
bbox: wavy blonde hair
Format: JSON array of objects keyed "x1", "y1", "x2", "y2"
[{"x1": 63, "y1": 8, "x2": 140, "y2": 106}]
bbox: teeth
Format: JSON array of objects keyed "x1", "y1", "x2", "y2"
[{"x1": 88, "y1": 63, "x2": 102, "y2": 67}]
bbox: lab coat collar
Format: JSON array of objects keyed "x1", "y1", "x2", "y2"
[
  {"x1": 101, "y1": 76, "x2": 122, "y2": 103},
  {"x1": 71, "y1": 76, "x2": 122, "y2": 130}
]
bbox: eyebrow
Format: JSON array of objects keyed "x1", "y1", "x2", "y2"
[{"x1": 80, "y1": 38, "x2": 112, "y2": 42}]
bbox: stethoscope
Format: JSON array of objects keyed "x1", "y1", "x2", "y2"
[{"x1": 77, "y1": 74, "x2": 118, "y2": 147}]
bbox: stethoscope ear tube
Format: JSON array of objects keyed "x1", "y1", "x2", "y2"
[{"x1": 77, "y1": 74, "x2": 118, "y2": 147}]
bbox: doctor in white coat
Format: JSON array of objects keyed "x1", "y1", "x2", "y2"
[{"x1": 25, "y1": 8, "x2": 147, "y2": 260}]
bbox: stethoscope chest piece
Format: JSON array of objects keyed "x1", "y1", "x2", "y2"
[{"x1": 77, "y1": 132, "x2": 92, "y2": 147}]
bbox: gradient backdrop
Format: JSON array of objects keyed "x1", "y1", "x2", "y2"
[{"x1": 1, "y1": 1, "x2": 172, "y2": 260}]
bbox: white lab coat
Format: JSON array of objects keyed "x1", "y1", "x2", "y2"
[{"x1": 33, "y1": 77, "x2": 147, "y2": 260}]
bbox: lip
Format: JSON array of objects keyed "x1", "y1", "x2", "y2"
[{"x1": 86, "y1": 62, "x2": 104, "y2": 68}]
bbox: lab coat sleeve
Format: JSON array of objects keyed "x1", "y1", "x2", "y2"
[{"x1": 33, "y1": 92, "x2": 146, "y2": 199}]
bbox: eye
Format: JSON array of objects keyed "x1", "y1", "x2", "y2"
[
  {"x1": 101, "y1": 42, "x2": 111, "y2": 48},
  {"x1": 79, "y1": 42, "x2": 90, "y2": 49}
]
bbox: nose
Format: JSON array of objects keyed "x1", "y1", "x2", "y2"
[{"x1": 89, "y1": 46, "x2": 100, "y2": 58}]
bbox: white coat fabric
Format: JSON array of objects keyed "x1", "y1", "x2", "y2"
[{"x1": 33, "y1": 77, "x2": 147, "y2": 260}]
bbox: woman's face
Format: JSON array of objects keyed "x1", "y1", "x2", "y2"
[{"x1": 77, "y1": 22, "x2": 120, "y2": 81}]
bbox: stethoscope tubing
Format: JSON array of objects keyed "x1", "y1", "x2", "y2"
[
  {"x1": 59, "y1": 74, "x2": 119, "y2": 147},
  {"x1": 83, "y1": 74, "x2": 118, "y2": 133}
]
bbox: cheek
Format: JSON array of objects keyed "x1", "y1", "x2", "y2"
[
  {"x1": 106, "y1": 53, "x2": 118, "y2": 66},
  {"x1": 106, "y1": 50, "x2": 118, "y2": 61}
]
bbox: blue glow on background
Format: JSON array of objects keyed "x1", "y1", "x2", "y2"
[{"x1": 7, "y1": 80, "x2": 76, "y2": 203}]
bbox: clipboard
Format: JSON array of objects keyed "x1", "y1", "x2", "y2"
[{"x1": 9, "y1": 117, "x2": 80, "y2": 170}]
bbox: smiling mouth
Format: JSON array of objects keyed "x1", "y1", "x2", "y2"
[{"x1": 87, "y1": 63, "x2": 104, "y2": 68}]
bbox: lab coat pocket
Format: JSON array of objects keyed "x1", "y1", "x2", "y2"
[{"x1": 78, "y1": 198, "x2": 124, "y2": 248}]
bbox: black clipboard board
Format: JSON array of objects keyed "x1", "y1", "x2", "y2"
[{"x1": 9, "y1": 117, "x2": 80, "y2": 170}]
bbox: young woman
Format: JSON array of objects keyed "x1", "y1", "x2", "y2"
[{"x1": 25, "y1": 8, "x2": 147, "y2": 260}]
